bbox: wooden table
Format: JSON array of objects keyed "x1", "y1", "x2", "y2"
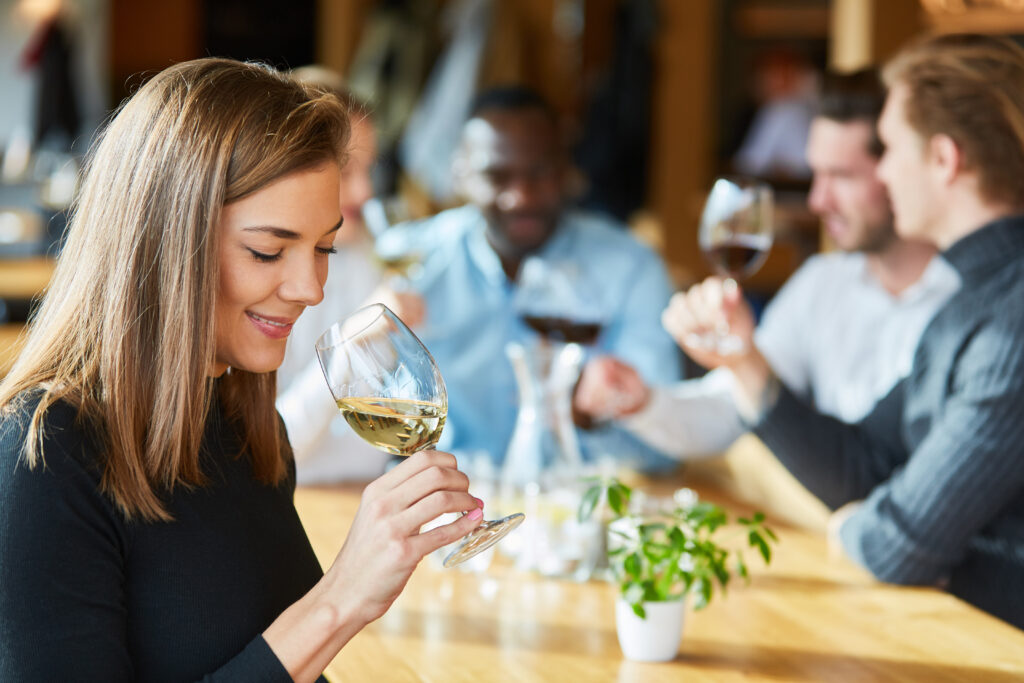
[{"x1": 295, "y1": 475, "x2": 1024, "y2": 682}]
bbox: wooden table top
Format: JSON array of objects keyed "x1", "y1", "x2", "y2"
[{"x1": 295, "y1": 474, "x2": 1024, "y2": 683}]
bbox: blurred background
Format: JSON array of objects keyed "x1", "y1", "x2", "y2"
[{"x1": 1, "y1": 0, "x2": 1023, "y2": 374}]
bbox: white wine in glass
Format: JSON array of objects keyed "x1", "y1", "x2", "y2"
[
  {"x1": 693, "y1": 177, "x2": 774, "y2": 354},
  {"x1": 316, "y1": 304, "x2": 525, "y2": 568}
]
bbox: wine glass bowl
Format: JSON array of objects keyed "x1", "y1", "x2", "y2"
[
  {"x1": 315, "y1": 304, "x2": 524, "y2": 568},
  {"x1": 515, "y1": 257, "x2": 606, "y2": 345},
  {"x1": 699, "y1": 177, "x2": 774, "y2": 282},
  {"x1": 692, "y1": 177, "x2": 774, "y2": 354}
]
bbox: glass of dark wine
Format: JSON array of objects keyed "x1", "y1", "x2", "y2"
[
  {"x1": 516, "y1": 257, "x2": 606, "y2": 345},
  {"x1": 315, "y1": 303, "x2": 525, "y2": 568},
  {"x1": 693, "y1": 177, "x2": 774, "y2": 354}
]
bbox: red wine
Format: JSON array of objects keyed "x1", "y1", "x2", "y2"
[
  {"x1": 702, "y1": 235, "x2": 771, "y2": 280},
  {"x1": 522, "y1": 315, "x2": 602, "y2": 345}
]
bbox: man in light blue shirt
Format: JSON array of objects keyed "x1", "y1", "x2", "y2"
[{"x1": 378, "y1": 87, "x2": 681, "y2": 469}]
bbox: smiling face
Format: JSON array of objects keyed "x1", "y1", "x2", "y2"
[
  {"x1": 455, "y1": 108, "x2": 566, "y2": 261},
  {"x1": 806, "y1": 117, "x2": 895, "y2": 253},
  {"x1": 213, "y1": 162, "x2": 342, "y2": 375}
]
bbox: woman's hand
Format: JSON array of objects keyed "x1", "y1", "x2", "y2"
[
  {"x1": 322, "y1": 450, "x2": 481, "y2": 625},
  {"x1": 264, "y1": 450, "x2": 482, "y2": 681}
]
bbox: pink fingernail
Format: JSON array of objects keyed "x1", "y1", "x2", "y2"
[
  {"x1": 467, "y1": 508, "x2": 483, "y2": 521},
  {"x1": 473, "y1": 497, "x2": 484, "y2": 508}
]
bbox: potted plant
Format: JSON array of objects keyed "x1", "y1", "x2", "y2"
[{"x1": 578, "y1": 478, "x2": 778, "y2": 662}]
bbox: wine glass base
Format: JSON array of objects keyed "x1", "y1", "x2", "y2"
[
  {"x1": 443, "y1": 512, "x2": 526, "y2": 568},
  {"x1": 683, "y1": 332, "x2": 747, "y2": 356}
]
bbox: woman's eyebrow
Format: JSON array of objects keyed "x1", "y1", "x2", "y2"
[{"x1": 243, "y1": 217, "x2": 343, "y2": 240}]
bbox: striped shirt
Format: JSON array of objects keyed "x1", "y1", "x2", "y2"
[{"x1": 755, "y1": 214, "x2": 1024, "y2": 630}]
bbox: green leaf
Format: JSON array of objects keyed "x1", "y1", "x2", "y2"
[
  {"x1": 624, "y1": 552, "x2": 642, "y2": 579},
  {"x1": 735, "y1": 552, "x2": 748, "y2": 581},
  {"x1": 668, "y1": 526, "x2": 686, "y2": 549},
  {"x1": 750, "y1": 531, "x2": 772, "y2": 564},
  {"x1": 753, "y1": 511, "x2": 765, "y2": 523},
  {"x1": 643, "y1": 544, "x2": 670, "y2": 563},
  {"x1": 631, "y1": 602, "x2": 646, "y2": 619},
  {"x1": 764, "y1": 526, "x2": 778, "y2": 542},
  {"x1": 713, "y1": 561, "x2": 730, "y2": 589},
  {"x1": 578, "y1": 485, "x2": 601, "y2": 522},
  {"x1": 607, "y1": 486, "x2": 625, "y2": 517}
]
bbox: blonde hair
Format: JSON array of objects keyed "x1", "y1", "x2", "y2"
[
  {"x1": 0, "y1": 58, "x2": 350, "y2": 521},
  {"x1": 883, "y1": 33, "x2": 1024, "y2": 209}
]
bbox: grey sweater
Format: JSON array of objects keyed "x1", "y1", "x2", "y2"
[{"x1": 755, "y1": 214, "x2": 1024, "y2": 630}]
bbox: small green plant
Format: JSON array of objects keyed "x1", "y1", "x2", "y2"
[{"x1": 579, "y1": 478, "x2": 778, "y2": 619}]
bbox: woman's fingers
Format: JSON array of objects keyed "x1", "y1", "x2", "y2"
[
  {"x1": 390, "y1": 455, "x2": 470, "y2": 509},
  {"x1": 359, "y1": 450, "x2": 475, "y2": 536},
  {"x1": 366, "y1": 449, "x2": 458, "y2": 494},
  {"x1": 409, "y1": 508, "x2": 485, "y2": 558},
  {"x1": 394, "y1": 488, "x2": 481, "y2": 537}
]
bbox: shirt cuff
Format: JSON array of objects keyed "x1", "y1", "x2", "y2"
[{"x1": 737, "y1": 370, "x2": 782, "y2": 428}]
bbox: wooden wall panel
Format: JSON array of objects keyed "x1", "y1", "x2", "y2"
[
  {"x1": 110, "y1": 0, "x2": 200, "y2": 99},
  {"x1": 649, "y1": 0, "x2": 718, "y2": 286}
]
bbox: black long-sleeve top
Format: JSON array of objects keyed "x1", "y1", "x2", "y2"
[
  {"x1": 0, "y1": 390, "x2": 326, "y2": 681},
  {"x1": 754, "y1": 214, "x2": 1024, "y2": 630}
]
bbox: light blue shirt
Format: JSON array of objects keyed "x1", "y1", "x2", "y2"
[{"x1": 378, "y1": 205, "x2": 682, "y2": 469}]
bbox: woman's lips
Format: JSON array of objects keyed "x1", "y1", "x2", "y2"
[{"x1": 246, "y1": 311, "x2": 294, "y2": 339}]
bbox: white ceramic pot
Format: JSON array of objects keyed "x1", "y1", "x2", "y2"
[{"x1": 614, "y1": 598, "x2": 686, "y2": 662}]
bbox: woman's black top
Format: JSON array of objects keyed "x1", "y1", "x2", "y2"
[{"x1": 0, "y1": 391, "x2": 325, "y2": 682}]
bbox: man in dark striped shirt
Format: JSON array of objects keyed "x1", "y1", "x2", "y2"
[{"x1": 662, "y1": 33, "x2": 1024, "y2": 630}]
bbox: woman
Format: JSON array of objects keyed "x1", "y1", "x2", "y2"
[{"x1": 0, "y1": 58, "x2": 483, "y2": 682}]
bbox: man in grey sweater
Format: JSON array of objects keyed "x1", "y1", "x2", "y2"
[{"x1": 662, "y1": 34, "x2": 1024, "y2": 630}]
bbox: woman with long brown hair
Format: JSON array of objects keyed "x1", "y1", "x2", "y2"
[{"x1": 0, "y1": 58, "x2": 483, "y2": 681}]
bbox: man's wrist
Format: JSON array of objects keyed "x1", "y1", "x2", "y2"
[{"x1": 729, "y1": 350, "x2": 779, "y2": 425}]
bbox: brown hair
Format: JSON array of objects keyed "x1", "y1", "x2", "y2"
[
  {"x1": 818, "y1": 68, "x2": 886, "y2": 157},
  {"x1": 0, "y1": 58, "x2": 350, "y2": 521},
  {"x1": 883, "y1": 33, "x2": 1024, "y2": 209}
]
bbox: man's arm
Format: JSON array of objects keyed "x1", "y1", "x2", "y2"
[
  {"x1": 839, "y1": 335, "x2": 1024, "y2": 585},
  {"x1": 621, "y1": 369, "x2": 746, "y2": 458},
  {"x1": 754, "y1": 379, "x2": 908, "y2": 509},
  {"x1": 620, "y1": 255, "x2": 828, "y2": 458}
]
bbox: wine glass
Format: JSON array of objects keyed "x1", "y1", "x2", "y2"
[
  {"x1": 515, "y1": 257, "x2": 606, "y2": 345},
  {"x1": 693, "y1": 177, "x2": 773, "y2": 354},
  {"x1": 315, "y1": 303, "x2": 525, "y2": 568},
  {"x1": 363, "y1": 197, "x2": 424, "y2": 283}
]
